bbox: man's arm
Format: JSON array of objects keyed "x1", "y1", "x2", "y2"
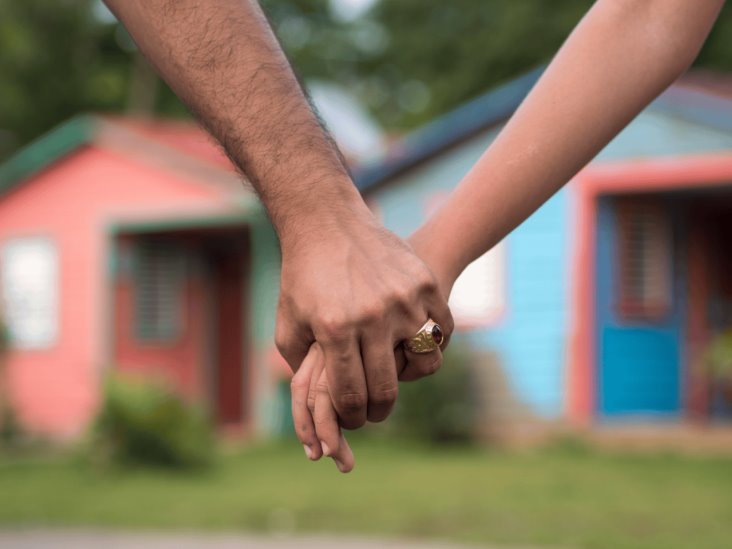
[
  {"x1": 104, "y1": 0, "x2": 453, "y2": 450},
  {"x1": 104, "y1": 0, "x2": 356, "y2": 238},
  {"x1": 411, "y1": 0, "x2": 725, "y2": 292}
]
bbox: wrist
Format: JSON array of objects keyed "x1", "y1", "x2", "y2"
[
  {"x1": 408, "y1": 222, "x2": 462, "y2": 300},
  {"x1": 273, "y1": 180, "x2": 375, "y2": 254}
]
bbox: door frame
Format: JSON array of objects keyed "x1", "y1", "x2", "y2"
[{"x1": 567, "y1": 153, "x2": 732, "y2": 424}]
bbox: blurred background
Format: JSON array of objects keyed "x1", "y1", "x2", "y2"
[{"x1": 2, "y1": 1, "x2": 732, "y2": 548}]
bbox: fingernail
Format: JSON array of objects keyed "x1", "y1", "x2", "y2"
[
  {"x1": 333, "y1": 458, "x2": 349, "y2": 473},
  {"x1": 320, "y1": 441, "x2": 331, "y2": 456},
  {"x1": 303, "y1": 444, "x2": 314, "y2": 460}
]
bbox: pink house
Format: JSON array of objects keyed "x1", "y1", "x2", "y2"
[{"x1": 0, "y1": 116, "x2": 283, "y2": 438}]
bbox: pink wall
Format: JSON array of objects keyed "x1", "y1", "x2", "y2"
[
  {"x1": 0, "y1": 145, "x2": 241, "y2": 437},
  {"x1": 113, "y1": 256, "x2": 208, "y2": 401}
]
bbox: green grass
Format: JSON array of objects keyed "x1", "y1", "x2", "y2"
[{"x1": 1, "y1": 438, "x2": 731, "y2": 549}]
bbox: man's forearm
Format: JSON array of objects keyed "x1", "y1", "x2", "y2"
[
  {"x1": 104, "y1": 0, "x2": 369, "y2": 244},
  {"x1": 413, "y1": 0, "x2": 724, "y2": 288}
]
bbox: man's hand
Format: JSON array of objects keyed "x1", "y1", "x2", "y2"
[
  {"x1": 101, "y1": 0, "x2": 453, "y2": 457},
  {"x1": 277, "y1": 208, "x2": 453, "y2": 432},
  {"x1": 289, "y1": 229, "x2": 455, "y2": 472}
]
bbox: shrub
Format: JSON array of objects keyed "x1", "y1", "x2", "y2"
[
  {"x1": 0, "y1": 319, "x2": 22, "y2": 448},
  {"x1": 391, "y1": 343, "x2": 480, "y2": 444},
  {"x1": 0, "y1": 402, "x2": 23, "y2": 448},
  {"x1": 0, "y1": 321, "x2": 8, "y2": 355},
  {"x1": 90, "y1": 374, "x2": 214, "y2": 469}
]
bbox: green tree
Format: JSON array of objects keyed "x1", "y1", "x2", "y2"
[
  {"x1": 2, "y1": 0, "x2": 732, "y2": 161},
  {"x1": 0, "y1": 0, "x2": 123, "y2": 158},
  {"x1": 0, "y1": 0, "x2": 186, "y2": 161},
  {"x1": 270, "y1": 0, "x2": 732, "y2": 131}
]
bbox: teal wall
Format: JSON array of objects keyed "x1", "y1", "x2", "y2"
[
  {"x1": 369, "y1": 125, "x2": 571, "y2": 419},
  {"x1": 596, "y1": 109, "x2": 732, "y2": 161},
  {"x1": 248, "y1": 210, "x2": 285, "y2": 435}
]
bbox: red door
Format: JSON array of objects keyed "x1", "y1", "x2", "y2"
[{"x1": 210, "y1": 244, "x2": 246, "y2": 426}]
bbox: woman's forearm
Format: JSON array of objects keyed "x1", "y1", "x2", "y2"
[{"x1": 412, "y1": 0, "x2": 724, "y2": 293}]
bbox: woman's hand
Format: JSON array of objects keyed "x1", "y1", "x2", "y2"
[{"x1": 290, "y1": 343, "x2": 355, "y2": 473}]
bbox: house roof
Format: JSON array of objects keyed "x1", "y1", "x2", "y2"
[
  {"x1": 353, "y1": 67, "x2": 732, "y2": 194},
  {"x1": 5, "y1": 68, "x2": 732, "y2": 202},
  {"x1": 0, "y1": 115, "x2": 245, "y2": 200}
]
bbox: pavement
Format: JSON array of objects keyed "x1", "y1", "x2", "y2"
[{"x1": 0, "y1": 530, "x2": 539, "y2": 549}]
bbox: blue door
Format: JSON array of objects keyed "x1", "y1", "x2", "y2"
[{"x1": 595, "y1": 197, "x2": 683, "y2": 418}]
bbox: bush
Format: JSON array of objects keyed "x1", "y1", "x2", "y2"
[
  {"x1": 90, "y1": 374, "x2": 214, "y2": 469},
  {"x1": 0, "y1": 402, "x2": 23, "y2": 448},
  {"x1": 0, "y1": 321, "x2": 8, "y2": 355},
  {"x1": 391, "y1": 343, "x2": 480, "y2": 444},
  {"x1": 0, "y1": 319, "x2": 22, "y2": 448}
]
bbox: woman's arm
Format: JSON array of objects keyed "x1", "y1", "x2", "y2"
[
  {"x1": 411, "y1": 0, "x2": 725, "y2": 294},
  {"x1": 295, "y1": 0, "x2": 725, "y2": 473}
]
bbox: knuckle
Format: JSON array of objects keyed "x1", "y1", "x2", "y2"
[
  {"x1": 417, "y1": 357, "x2": 441, "y2": 377},
  {"x1": 416, "y1": 273, "x2": 438, "y2": 295},
  {"x1": 355, "y1": 305, "x2": 384, "y2": 326},
  {"x1": 336, "y1": 391, "x2": 367, "y2": 413},
  {"x1": 290, "y1": 374, "x2": 308, "y2": 394},
  {"x1": 274, "y1": 335, "x2": 287, "y2": 355},
  {"x1": 340, "y1": 416, "x2": 366, "y2": 430},
  {"x1": 317, "y1": 315, "x2": 352, "y2": 343},
  {"x1": 397, "y1": 284, "x2": 416, "y2": 303},
  {"x1": 295, "y1": 421, "x2": 311, "y2": 438},
  {"x1": 388, "y1": 287, "x2": 415, "y2": 311},
  {"x1": 316, "y1": 378, "x2": 330, "y2": 394},
  {"x1": 274, "y1": 327, "x2": 291, "y2": 356},
  {"x1": 313, "y1": 414, "x2": 334, "y2": 429},
  {"x1": 369, "y1": 384, "x2": 398, "y2": 407}
]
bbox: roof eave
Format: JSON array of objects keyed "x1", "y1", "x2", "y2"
[
  {"x1": 354, "y1": 66, "x2": 545, "y2": 194},
  {"x1": 0, "y1": 115, "x2": 97, "y2": 198}
]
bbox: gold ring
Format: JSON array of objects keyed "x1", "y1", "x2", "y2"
[{"x1": 404, "y1": 319, "x2": 444, "y2": 354}]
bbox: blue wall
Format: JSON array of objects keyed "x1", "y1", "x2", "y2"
[
  {"x1": 370, "y1": 127, "x2": 570, "y2": 419},
  {"x1": 367, "y1": 103, "x2": 732, "y2": 422},
  {"x1": 589, "y1": 107, "x2": 732, "y2": 419}
]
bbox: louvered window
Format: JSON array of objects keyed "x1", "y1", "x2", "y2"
[
  {"x1": 134, "y1": 240, "x2": 186, "y2": 342},
  {"x1": 616, "y1": 199, "x2": 672, "y2": 320}
]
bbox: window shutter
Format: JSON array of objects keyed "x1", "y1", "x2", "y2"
[
  {"x1": 616, "y1": 199, "x2": 672, "y2": 320},
  {"x1": 134, "y1": 239, "x2": 186, "y2": 342}
]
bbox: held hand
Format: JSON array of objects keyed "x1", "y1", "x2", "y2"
[
  {"x1": 291, "y1": 343, "x2": 355, "y2": 473},
  {"x1": 276, "y1": 211, "x2": 453, "y2": 431},
  {"x1": 290, "y1": 227, "x2": 457, "y2": 473}
]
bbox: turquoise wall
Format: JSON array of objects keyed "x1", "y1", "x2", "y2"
[
  {"x1": 369, "y1": 126, "x2": 570, "y2": 419},
  {"x1": 248, "y1": 210, "x2": 286, "y2": 435}
]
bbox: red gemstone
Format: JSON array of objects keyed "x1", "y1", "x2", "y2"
[{"x1": 431, "y1": 324, "x2": 444, "y2": 345}]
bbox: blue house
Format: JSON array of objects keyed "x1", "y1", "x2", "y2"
[{"x1": 355, "y1": 68, "x2": 732, "y2": 426}]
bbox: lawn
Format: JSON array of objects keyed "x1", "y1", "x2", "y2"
[{"x1": 1, "y1": 438, "x2": 731, "y2": 549}]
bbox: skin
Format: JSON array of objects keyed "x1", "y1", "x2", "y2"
[
  {"x1": 302, "y1": 0, "x2": 726, "y2": 472},
  {"x1": 102, "y1": 0, "x2": 454, "y2": 455}
]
